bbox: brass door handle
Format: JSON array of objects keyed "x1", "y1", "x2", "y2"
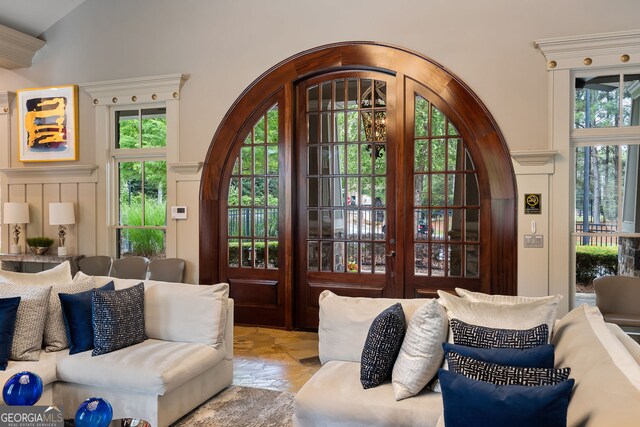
[{"x1": 385, "y1": 251, "x2": 396, "y2": 257}]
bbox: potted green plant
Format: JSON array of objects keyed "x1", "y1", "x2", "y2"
[{"x1": 26, "y1": 237, "x2": 54, "y2": 255}]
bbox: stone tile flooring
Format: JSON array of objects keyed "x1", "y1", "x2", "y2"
[{"x1": 232, "y1": 326, "x2": 321, "y2": 393}]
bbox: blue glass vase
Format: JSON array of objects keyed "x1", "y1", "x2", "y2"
[
  {"x1": 75, "y1": 397, "x2": 113, "y2": 427},
  {"x1": 2, "y1": 371, "x2": 43, "y2": 406}
]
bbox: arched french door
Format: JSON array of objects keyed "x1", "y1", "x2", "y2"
[{"x1": 201, "y1": 43, "x2": 517, "y2": 330}]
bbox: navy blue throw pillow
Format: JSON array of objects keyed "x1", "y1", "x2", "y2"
[
  {"x1": 92, "y1": 282, "x2": 146, "y2": 356},
  {"x1": 442, "y1": 343, "x2": 555, "y2": 368},
  {"x1": 360, "y1": 303, "x2": 406, "y2": 389},
  {"x1": 439, "y1": 369, "x2": 574, "y2": 427},
  {"x1": 450, "y1": 318, "x2": 549, "y2": 349},
  {"x1": 59, "y1": 281, "x2": 115, "y2": 355},
  {"x1": 0, "y1": 296, "x2": 21, "y2": 370}
]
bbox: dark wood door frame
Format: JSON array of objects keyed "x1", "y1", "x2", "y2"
[{"x1": 200, "y1": 42, "x2": 517, "y2": 330}]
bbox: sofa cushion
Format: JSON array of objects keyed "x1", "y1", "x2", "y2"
[
  {"x1": 450, "y1": 319, "x2": 549, "y2": 349},
  {"x1": 144, "y1": 282, "x2": 229, "y2": 347},
  {"x1": 0, "y1": 261, "x2": 72, "y2": 285},
  {"x1": 455, "y1": 288, "x2": 562, "y2": 305},
  {"x1": 295, "y1": 360, "x2": 443, "y2": 427},
  {"x1": 606, "y1": 323, "x2": 640, "y2": 364},
  {"x1": 0, "y1": 349, "x2": 65, "y2": 399},
  {"x1": 0, "y1": 284, "x2": 52, "y2": 361},
  {"x1": 56, "y1": 339, "x2": 226, "y2": 395},
  {"x1": 360, "y1": 303, "x2": 406, "y2": 389},
  {"x1": 553, "y1": 305, "x2": 640, "y2": 426},
  {"x1": 92, "y1": 283, "x2": 147, "y2": 356},
  {"x1": 318, "y1": 291, "x2": 428, "y2": 364},
  {"x1": 392, "y1": 299, "x2": 448, "y2": 400},
  {"x1": 0, "y1": 297, "x2": 20, "y2": 370},
  {"x1": 439, "y1": 369, "x2": 574, "y2": 427},
  {"x1": 74, "y1": 272, "x2": 229, "y2": 347},
  {"x1": 437, "y1": 291, "x2": 560, "y2": 341},
  {"x1": 59, "y1": 282, "x2": 115, "y2": 355},
  {"x1": 43, "y1": 277, "x2": 96, "y2": 352},
  {"x1": 442, "y1": 343, "x2": 555, "y2": 369},
  {"x1": 445, "y1": 352, "x2": 570, "y2": 386}
]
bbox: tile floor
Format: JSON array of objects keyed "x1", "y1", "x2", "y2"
[{"x1": 232, "y1": 326, "x2": 321, "y2": 393}]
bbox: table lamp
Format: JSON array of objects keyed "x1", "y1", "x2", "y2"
[
  {"x1": 49, "y1": 202, "x2": 76, "y2": 256},
  {"x1": 3, "y1": 202, "x2": 30, "y2": 254}
]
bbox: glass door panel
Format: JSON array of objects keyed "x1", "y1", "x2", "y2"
[{"x1": 305, "y1": 77, "x2": 389, "y2": 275}]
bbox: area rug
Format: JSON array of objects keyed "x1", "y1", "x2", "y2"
[{"x1": 172, "y1": 385, "x2": 295, "y2": 427}]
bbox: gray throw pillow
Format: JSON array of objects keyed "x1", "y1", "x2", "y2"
[
  {"x1": 445, "y1": 351, "x2": 571, "y2": 386},
  {"x1": 44, "y1": 277, "x2": 96, "y2": 352},
  {"x1": 0, "y1": 283, "x2": 52, "y2": 361},
  {"x1": 92, "y1": 282, "x2": 147, "y2": 356}
]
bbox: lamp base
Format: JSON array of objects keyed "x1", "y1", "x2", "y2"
[
  {"x1": 9, "y1": 245, "x2": 21, "y2": 254},
  {"x1": 57, "y1": 247, "x2": 68, "y2": 256}
]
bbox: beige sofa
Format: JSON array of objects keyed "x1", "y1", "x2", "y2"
[
  {"x1": 0, "y1": 275, "x2": 233, "y2": 427},
  {"x1": 294, "y1": 293, "x2": 640, "y2": 427}
]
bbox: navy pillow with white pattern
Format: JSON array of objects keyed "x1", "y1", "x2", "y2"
[
  {"x1": 92, "y1": 282, "x2": 146, "y2": 356},
  {"x1": 451, "y1": 318, "x2": 548, "y2": 349},
  {"x1": 360, "y1": 303, "x2": 406, "y2": 389},
  {"x1": 445, "y1": 351, "x2": 570, "y2": 386}
]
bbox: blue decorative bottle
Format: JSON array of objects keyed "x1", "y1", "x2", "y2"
[
  {"x1": 2, "y1": 371, "x2": 43, "y2": 405},
  {"x1": 75, "y1": 397, "x2": 113, "y2": 427}
]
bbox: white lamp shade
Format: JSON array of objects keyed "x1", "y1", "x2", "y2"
[
  {"x1": 49, "y1": 202, "x2": 76, "y2": 225},
  {"x1": 3, "y1": 202, "x2": 30, "y2": 224}
]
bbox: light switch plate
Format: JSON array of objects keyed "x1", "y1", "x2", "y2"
[{"x1": 524, "y1": 234, "x2": 543, "y2": 248}]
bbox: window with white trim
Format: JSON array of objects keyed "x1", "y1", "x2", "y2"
[
  {"x1": 572, "y1": 68, "x2": 640, "y2": 298},
  {"x1": 112, "y1": 106, "x2": 167, "y2": 258}
]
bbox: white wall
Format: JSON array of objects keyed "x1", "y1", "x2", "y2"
[{"x1": 1, "y1": 0, "x2": 639, "y2": 293}]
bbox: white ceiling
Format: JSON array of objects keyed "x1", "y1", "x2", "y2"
[{"x1": 0, "y1": 0, "x2": 86, "y2": 37}]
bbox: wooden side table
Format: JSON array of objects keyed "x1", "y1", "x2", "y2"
[{"x1": 0, "y1": 253, "x2": 84, "y2": 276}]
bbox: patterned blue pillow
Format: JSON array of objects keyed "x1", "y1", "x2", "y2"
[
  {"x1": 92, "y1": 283, "x2": 146, "y2": 356},
  {"x1": 360, "y1": 303, "x2": 406, "y2": 389},
  {"x1": 442, "y1": 343, "x2": 555, "y2": 369},
  {"x1": 59, "y1": 281, "x2": 115, "y2": 355},
  {"x1": 439, "y1": 369, "x2": 574, "y2": 427},
  {"x1": 451, "y1": 318, "x2": 548, "y2": 349},
  {"x1": 445, "y1": 351, "x2": 571, "y2": 386}
]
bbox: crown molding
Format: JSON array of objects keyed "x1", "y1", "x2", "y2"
[
  {"x1": 534, "y1": 29, "x2": 640, "y2": 70},
  {"x1": 168, "y1": 162, "x2": 203, "y2": 175},
  {"x1": 511, "y1": 150, "x2": 558, "y2": 166},
  {"x1": 81, "y1": 74, "x2": 188, "y2": 106},
  {"x1": 0, "y1": 24, "x2": 46, "y2": 69}
]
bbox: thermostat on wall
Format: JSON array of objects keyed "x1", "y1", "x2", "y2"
[{"x1": 171, "y1": 206, "x2": 188, "y2": 220}]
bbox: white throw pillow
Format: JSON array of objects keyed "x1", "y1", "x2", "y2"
[
  {"x1": 318, "y1": 290, "x2": 427, "y2": 364},
  {"x1": 437, "y1": 290, "x2": 560, "y2": 341},
  {"x1": 0, "y1": 261, "x2": 72, "y2": 285},
  {"x1": 392, "y1": 299, "x2": 448, "y2": 400},
  {"x1": 455, "y1": 288, "x2": 563, "y2": 305},
  {"x1": 144, "y1": 282, "x2": 229, "y2": 348}
]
